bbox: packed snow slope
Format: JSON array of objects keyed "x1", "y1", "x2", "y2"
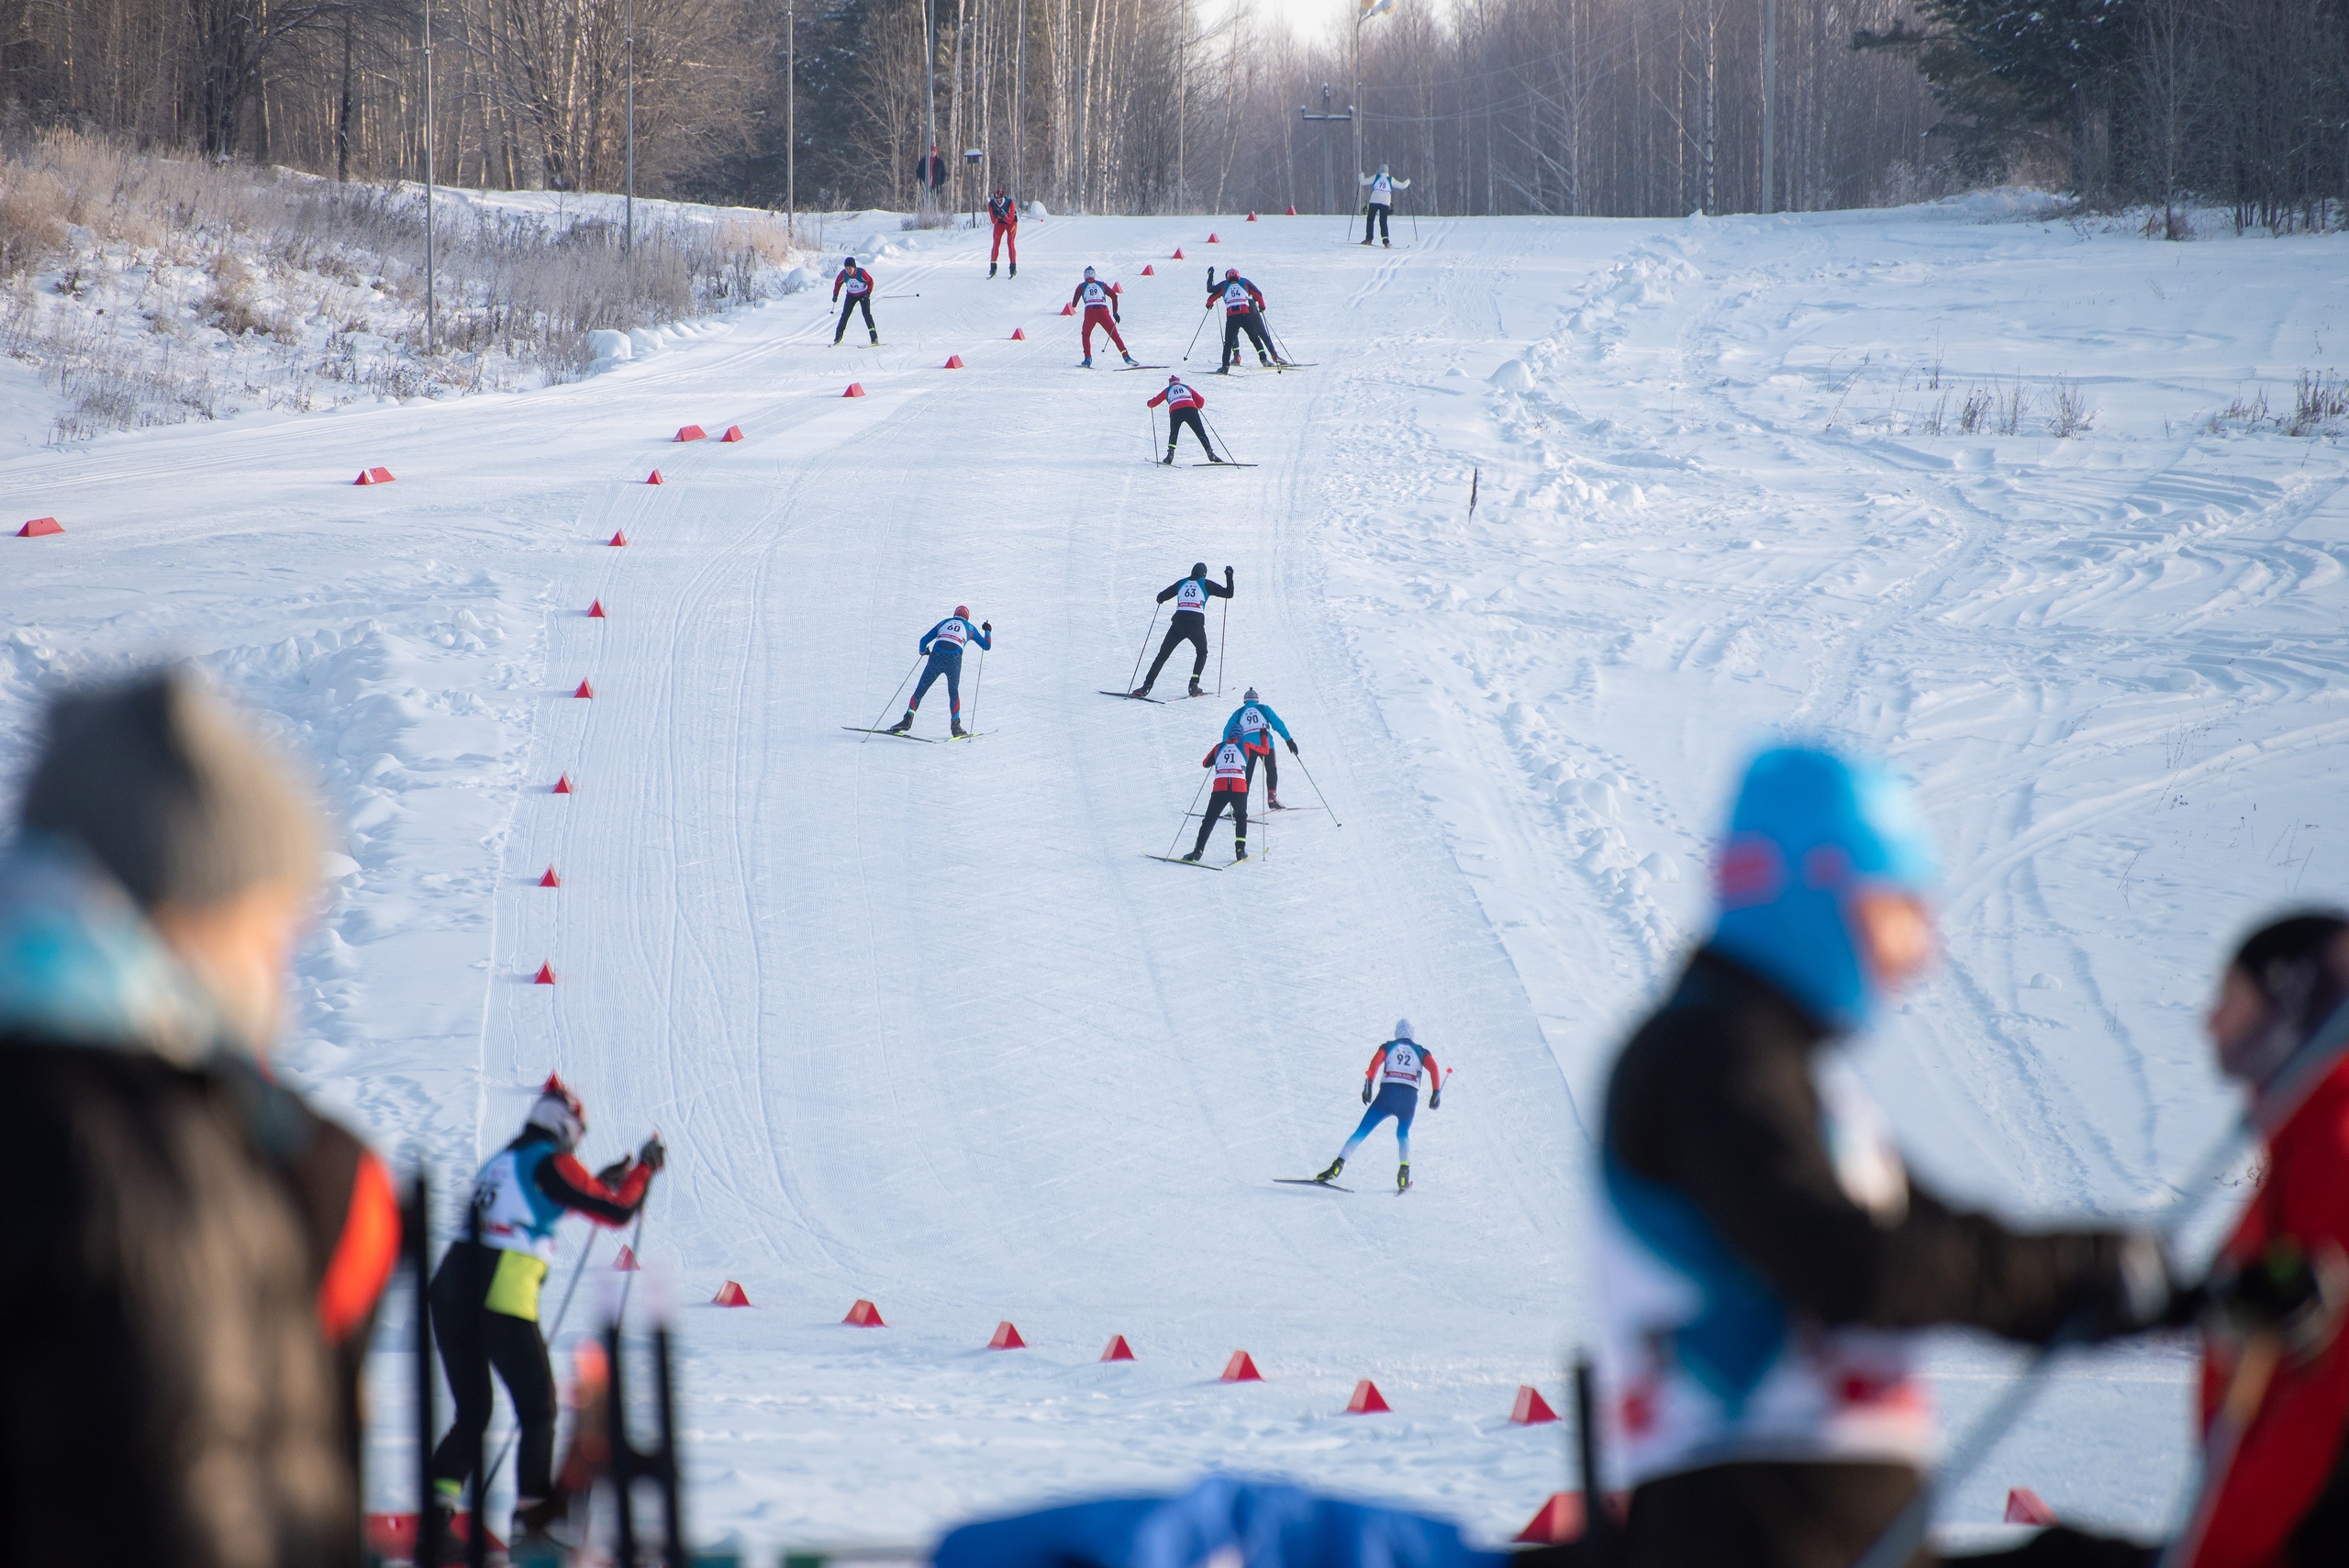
[{"x1": 4, "y1": 196, "x2": 2346, "y2": 1552}]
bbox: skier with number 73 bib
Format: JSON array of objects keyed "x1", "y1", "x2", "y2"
[{"x1": 1317, "y1": 1020, "x2": 1442, "y2": 1192}]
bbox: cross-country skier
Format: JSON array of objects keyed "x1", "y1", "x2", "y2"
[
  {"x1": 1146, "y1": 374, "x2": 1219, "y2": 464},
  {"x1": 987, "y1": 188, "x2": 1019, "y2": 277},
  {"x1": 1132, "y1": 563, "x2": 1232, "y2": 698},
  {"x1": 1184, "y1": 735, "x2": 1252, "y2": 863},
  {"x1": 1204, "y1": 267, "x2": 1280, "y2": 372},
  {"x1": 1223, "y1": 687, "x2": 1297, "y2": 807},
  {"x1": 1071, "y1": 266, "x2": 1138, "y2": 367},
  {"x1": 429, "y1": 1076, "x2": 662, "y2": 1544},
  {"x1": 1598, "y1": 745, "x2": 2178, "y2": 1568},
  {"x1": 832, "y1": 256, "x2": 878, "y2": 345},
  {"x1": 887, "y1": 606, "x2": 992, "y2": 738},
  {"x1": 1314, "y1": 1021, "x2": 1442, "y2": 1192},
  {"x1": 1358, "y1": 164, "x2": 1409, "y2": 246}
]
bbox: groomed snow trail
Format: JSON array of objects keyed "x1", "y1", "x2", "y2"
[{"x1": 4, "y1": 199, "x2": 2345, "y2": 1551}]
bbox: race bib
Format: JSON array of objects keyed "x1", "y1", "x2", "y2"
[{"x1": 1177, "y1": 580, "x2": 1207, "y2": 611}]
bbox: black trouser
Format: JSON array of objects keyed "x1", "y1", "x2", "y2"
[
  {"x1": 1221, "y1": 310, "x2": 1273, "y2": 366},
  {"x1": 1363, "y1": 203, "x2": 1391, "y2": 242},
  {"x1": 1193, "y1": 788, "x2": 1248, "y2": 856},
  {"x1": 428, "y1": 1240, "x2": 558, "y2": 1505},
  {"x1": 1245, "y1": 743, "x2": 1278, "y2": 796},
  {"x1": 1166, "y1": 406, "x2": 1216, "y2": 461},
  {"x1": 834, "y1": 294, "x2": 875, "y2": 341},
  {"x1": 1144, "y1": 611, "x2": 1209, "y2": 688}
]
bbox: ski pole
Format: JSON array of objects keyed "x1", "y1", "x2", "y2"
[
  {"x1": 1202, "y1": 413, "x2": 1241, "y2": 465},
  {"x1": 864, "y1": 656, "x2": 921, "y2": 738},
  {"x1": 1184, "y1": 304, "x2": 1210, "y2": 361},
  {"x1": 966, "y1": 644, "x2": 985, "y2": 734},
  {"x1": 2156, "y1": 1331, "x2": 2287, "y2": 1568},
  {"x1": 1409, "y1": 203, "x2": 1419, "y2": 244},
  {"x1": 1216, "y1": 596, "x2": 1229, "y2": 698},
  {"x1": 1166, "y1": 773, "x2": 1210, "y2": 858},
  {"x1": 1292, "y1": 751, "x2": 1341, "y2": 827},
  {"x1": 1125, "y1": 605, "x2": 1161, "y2": 694},
  {"x1": 1144, "y1": 406, "x2": 1162, "y2": 464}
]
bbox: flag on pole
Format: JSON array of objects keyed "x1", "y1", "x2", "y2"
[{"x1": 1359, "y1": 0, "x2": 1396, "y2": 16}]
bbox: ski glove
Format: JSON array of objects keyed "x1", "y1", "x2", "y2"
[
  {"x1": 1286, "y1": 739, "x2": 1298, "y2": 756},
  {"x1": 1430, "y1": 1090, "x2": 1442, "y2": 1110},
  {"x1": 596, "y1": 1157, "x2": 634, "y2": 1186},
  {"x1": 639, "y1": 1135, "x2": 668, "y2": 1173},
  {"x1": 2210, "y1": 1239, "x2": 2349, "y2": 1364},
  {"x1": 1224, "y1": 566, "x2": 1235, "y2": 583},
  {"x1": 982, "y1": 621, "x2": 992, "y2": 633},
  {"x1": 1362, "y1": 1081, "x2": 1374, "y2": 1105}
]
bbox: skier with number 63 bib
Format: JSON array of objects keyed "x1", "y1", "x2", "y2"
[{"x1": 1318, "y1": 1020, "x2": 1442, "y2": 1192}]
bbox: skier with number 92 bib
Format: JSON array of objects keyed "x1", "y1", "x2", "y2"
[{"x1": 1317, "y1": 1021, "x2": 1442, "y2": 1192}]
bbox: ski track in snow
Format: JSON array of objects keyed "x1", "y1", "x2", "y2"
[{"x1": 3, "y1": 196, "x2": 2345, "y2": 1551}]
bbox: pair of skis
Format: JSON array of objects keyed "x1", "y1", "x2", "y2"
[
  {"x1": 1142, "y1": 851, "x2": 1258, "y2": 872},
  {"x1": 1274, "y1": 1175, "x2": 1411, "y2": 1195},
  {"x1": 1096, "y1": 688, "x2": 1216, "y2": 704},
  {"x1": 841, "y1": 727, "x2": 982, "y2": 743}
]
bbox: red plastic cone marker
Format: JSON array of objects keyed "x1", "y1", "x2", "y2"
[
  {"x1": 1172, "y1": 248, "x2": 1185, "y2": 260},
  {"x1": 1247, "y1": 212, "x2": 1258, "y2": 221},
  {"x1": 588, "y1": 598, "x2": 607, "y2": 617},
  {"x1": 539, "y1": 866, "x2": 561, "y2": 888},
  {"x1": 533, "y1": 962, "x2": 556, "y2": 984},
  {"x1": 553, "y1": 773, "x2": 573, "y2": 794},
  {"x1": 1059, "y1": 302, "x2": 1074, "y2": 316},
  {"x1": 843, "y1": 383, "x2": 865, "y2": 397},
  {"x1": 1514, "y1": 1495, "x2": 1585, "y2": 1545},
  {"x1": 675, "y1": 425, "x2": 707, "y2": 442},
  {"x1": 2004, "y1": 1490, "x2": 2058, "y2": 1526},
  {"x1": 1509, "y1": 1385, "x2": 1559, "y2": 1425},
  {"x1": 843, "y1": 1298, "x2": 885, "y2": 1327},
  {"x1": 1286, "y1": 205, "x2": 1297, "y2": 216},
  {"x1": 944, "y1": 354, "x2": 965, "y2": 369},
  {"x1": 646, "y1": 470, "x2": 663, "y2": 484},
  {"x1": 1101, "y1": 1335, "x2": 1136, "y2": 1362},
  {"x1": 1346, "y1": 1379, "x2": 1391, "y2": 1414},
  {"x1": 354, "y1": 467, "x2": 395, "y2": 485},
  {"x1": 712, "y1": 1280, "x2": 751, "y2": 1307},
  {"x1": 573, "y1": 679, "x2": 595, "y2": 699},
  {"x1": 1011, "y1": 327, "x2": 1027, "y2": 339},
  {"x1": 17, "y1": 517, "x2": 62, "y2": 538},
  {"x1": 608, "y1": 529, "x2": 629, "y2": 546},
  {"x1": 722, "y1": 424, "x2": 745, "y2": 442},
  {"x1": 988, "y1": 1321, "x2": 1027, "y2": 1350},
  {"x1": 613, "y1": 1245, "x2": 640, "y2": 1271},
  {"x1": 1219, "y1": 1351, "x2": 1262, "y2": 1383},
  {"x1": 1208, "y1": 233, "x2": 1219, "y2": 243},
  {"x1": 1141, "y1": 264, "x2": 1155, "y2": 276}
]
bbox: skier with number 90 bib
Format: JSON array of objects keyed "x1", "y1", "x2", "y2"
[
  {"x1": 1223, "y1": 687, "x2": 1297, "y2": 808},
  {"x1": 1317, "y1": 1020, "x2": 1442, "y2": 1192}
]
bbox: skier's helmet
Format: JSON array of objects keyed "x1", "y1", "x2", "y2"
[
  {"x1": 954, "y1": 605, "x2": 970, "y2": 619},
  {"x1": 1191, "y1": 562, "x2": 1208, "y2": 578},
  {"x1": 1394, "y1": 1018, "x2": 1414, "y2": 1041},
  {"x1": 1084, "y1": 266, "x2": 1097, "y2": 278},
  {"x1": 527, "y1": 1073, "x2": 586, "y2": 1151},
  {"x1": 2218, "y1": 912, "x2": 2349, "y2": 1085},
  {"x1": 1226, "y1": 267, "x2": 1240, "y2": 280},
  {"x1": 1709, "y1": 745, "x2": 1936, "y2": 1033},
  {"x1": 1244, "y1": 687, "x2": 1259, "y2": 702}
]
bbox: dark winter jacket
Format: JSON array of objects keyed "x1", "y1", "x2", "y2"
[
  {"x1": 1156, "y1": 572, "x2": 1234, "y2": 617},
  {"x1": 1602, "y1": 948, "x2": 2149, "y2": 1568},
  {"x1": 0, "y1": 840, "x2": 394, "y2": 1568}
]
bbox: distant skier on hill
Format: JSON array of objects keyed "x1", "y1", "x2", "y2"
[
  {"x1": 1316, "y1": 1021, "x2": 1442, "y2": 1192},
  {"x1": 1184, "y1": 736, "x2": 1252, "y2": 863},
  {"x1": 1204, "y1": 268, "x2": 1280, "y2": 373},
  {"x1": 1223, "y1": 687, "x2": 1297, "y2": 807},
  {"x1": 888, "y1": 606, "x2": 992, "y2": 738},
  {"x1": 831, "y1": 256, "x2": 878, "y2": 346},
  {"x1": 987, "y1": 188, "x2": 1019, "y2": 278},
  {"x1": 1146, "y1": 374, "x2": 1220, "y2": 464},
  {"x1": 1071, "y1": 267, "x2": 1138, "y2": 368},
  {"x1": 1359, "y1": 164, "x2": 1409, "y2": 247},
  {"x1": 1132, "y1": 563, "x2": 1232, "y2": 698}
]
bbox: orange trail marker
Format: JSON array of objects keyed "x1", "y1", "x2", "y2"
[
  {"x1": 613, "y1": 1245, "x2": 640, "y2": 1271},
  {"x1": 675, "y1": 425, "x2": 707, "y2": 442},
  {"x1": 17, "y1": 517, "x2": 62, "y2": 538},
  {"x1": 1101, "y1": 1335, "x2": 1136, "y2": 1362},
  {"x1": 843, "y1": 1298, "x2": 885, "y2": 1327},
  {"x1": 1219, "y1": 1351, "x2": 1262, "y2": 1383},
  {"x1": 1173, "y1": 248, "x2": 1185, "y2": 260},
  {"x1": 1141, "y1": 264, "x2": 1155, "y2": 276},
  {"x1": 988, "y1": 1321, "x2": 1027, "y2": 1350},
  {"x1": 573, "y1": 679, "x2": 596, "y2": 698},
  {"x1": 1286, "y1": 205, "x2": 1297, "y2": 215},
  {"x1": 539, "y1": 866, "x2": 562, "y2": 888},
  {"x1": 712, "y1": 1280, "x2": 751, "y2": 1307},
  {"x1": 588, "y1": 598, "x2": 607, "y2": 617},
  {"x1": 944, "y1": 354, "x2": 965, "y2": 369},
  {"x1": 533, "y1": 962, "x2": 556, "y2": 984},
  {"x1": 1010, "y1": 327, "x2": 1027, "y2": 339},
  {"x1": 2005, "y1": 1490, "x2": 2058, "y2": 1526},
  {"x1": 355, "y1": 467, "x2": 396, "y2": 485},
  {"x1": 1509, "y1": 1385, "x2": 1558, "y2": 1425},
  {"x1": 1346, "y1": 1379, "x2": 1390, "y2": 1414},
  {"x1": 1247, "y1": 212, "x2": 1258, "y2": 221},
  {"x1": 1208, "y1": 233, "x2": 1219, "y2": 243}
]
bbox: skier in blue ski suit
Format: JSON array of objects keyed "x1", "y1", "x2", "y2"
[
  {"x1": 1317, "y1": 1020, "x2": 1442, "y2": 1192},
  {"x1": 1222, "y1": 687, "x2": 1297, "y2": 807},
  {"x1": 887, "y1": 606, "x2": 991, "y2": 738}
]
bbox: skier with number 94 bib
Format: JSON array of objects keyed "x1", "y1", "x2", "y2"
[{"x1": 1317, "y1": 1021, "x2": 1442, "y2": 1192}]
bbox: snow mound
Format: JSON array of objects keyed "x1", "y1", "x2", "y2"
[{"x1": 1488, "y1": 360, "x2": 1535, "y2": 393}]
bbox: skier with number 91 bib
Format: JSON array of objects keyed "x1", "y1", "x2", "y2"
[{"x1": 1316, "y1": 1021, "x2": 1442, "y2": 1192}]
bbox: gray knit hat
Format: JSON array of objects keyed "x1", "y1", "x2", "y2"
[{"x1": 19, "y1": 668, "x2": 322, "y2": 909}]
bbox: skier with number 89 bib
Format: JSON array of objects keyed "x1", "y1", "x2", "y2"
[{"x1": 1318, "y1": 1020, "x2": 1442, "y2": 1192}]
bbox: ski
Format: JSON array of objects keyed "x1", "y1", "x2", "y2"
[
  {"x1": 943, "y1": 732, "x2": 984, "y2": 742},
  {"x1": 1099, "y1": 689, "x2": 1168, "y2": 703},
  {"x1": 1274, "y1": 1177, "x2": 1353, "y2": 1193},
  {"x1": 1144, "y1": 853, "x2": 1223, "y2": 871},
  {"x1": 1117, "y1": 363, "x2": 1172, "y2": 371},
  {"x1": 842, "y1": 726, "x2": 937, "y2": 741},
  {"x1": 1193, "y1": 462, "x2": 1260, "y2": 469}
]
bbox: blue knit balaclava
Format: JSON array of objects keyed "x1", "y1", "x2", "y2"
[{"x1": 1708, "y1": 746, "x2": 1937, "y2": 1033}]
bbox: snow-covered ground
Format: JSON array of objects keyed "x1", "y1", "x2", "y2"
[{"x1": 3, "y1": 194, "x2": 2346, "y2": 1557}]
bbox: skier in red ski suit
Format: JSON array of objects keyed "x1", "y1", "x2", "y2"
[
  {"x1": 987, "y1": 189, "x2": 1018, "y2": 277},
  {"x1": 1070, "y1": 268, "x2": 1135, "y2": 367},
  {"x1": 1146, "y1": 374, "x2": 1219, "y2": 464}
]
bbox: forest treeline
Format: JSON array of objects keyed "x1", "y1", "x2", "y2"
[{"x1": 2, "y1": 0, "x2": 2343, "y2": 225}]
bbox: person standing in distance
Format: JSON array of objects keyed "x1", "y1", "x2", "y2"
[
  {"x1": 831, "y1": 255, "x2": 878, "y2": 346},
  {"x1": 1133, "y1": 563, "x2": 1232, "y2": 699},
  {"x1": 1183, "y1": 735, "x2": 1252, "y2": 864},
  {"x1": 987, "y1": 187, "x2": 1019, "y2": 278},
  {"x1": 1358, "y1": 164, "x2": 1410, "y2": 247},
  {"x1": 888, "y1": 606, "x2": 992, "y2": 738},
  {"x1": 1315, "y1": 1020, "x2": 1442, "y2": 1192},
  {"x1": 1070, "y1": 267, "x2": 1138, "y2": 368},
  {"x1": 1598, "y1": 745, "x2": 2178, "y2": 1568},
  {"x1": 1204, "y1": 267, "x2": 1280, "y2": 373},
  {"x1": 429, "y1": 1077, "x2": 660, "y2": 1543},
  {"x1": 1223, "y1": 687, "x2": 1297, "y2": 808},
  {"x1": 1146, "y1": 374, "x2": 1220, "y2": 465}
]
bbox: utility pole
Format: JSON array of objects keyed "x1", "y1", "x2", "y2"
[
  {"x1": 625, "y1": 0, "x2": 637, "y2": 317},
  {"x1": 1175, "y1": 0, "x2": 1186, "y2": 211},
  {"x1": 1012, "y1": 0, "x2": 1025, "y2": 200},
  {"x1": 786, "y1": 5, "x2": 796, "y2": 239},
  {"x1": 1300, "y1": 83, "x2": 1349, "y2": 214},
  {"x1": 923, "y1": 0, "x2": 938, "y2": 219},
  {"x1": 1760, "y1": 0, "x2": 1776, "y2": 214},
  {"x1": 422, "y1": 0, "x2": 436, "y2": 354}
]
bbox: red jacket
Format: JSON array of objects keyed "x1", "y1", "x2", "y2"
[
  {"x1": 1147, "y1": 381, "x2": 1204, "y2": 412},
  {"x1": 832, "y1": 265, "x2": 873, "y2": 302},
  {"x1": 2188, "y1": 1052, "x2": 2349, "y2": 1567}
]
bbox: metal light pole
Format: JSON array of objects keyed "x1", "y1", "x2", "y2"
[
  {"x1": 1012, "y1": 0, "x2": 1025, "y2": 200},
  {"x1": 1175, "y1": 0, "x2": 1186, "y2": 211},
  {"x1": 1760, "y1": 0, "x2": 1776, "y2": 214},
  {"x1": 625, "y1": 0, "x2": 636, "y2": 317},
  {"x1": 422, "y1": 0, "x2": 436, "y2": 354},
  {"x1": 786, "y1": 5, "x2": 796, "y2": 239},
  {"x1": 1351, "y1": 5, "x2": 1361, "y2": 200},
  {"x1": 1300, "y1": 83, "x2": 1348, "y2": 214},
  {"x1": 923, "y1": 0, "x2": 938, "y2": 219}
]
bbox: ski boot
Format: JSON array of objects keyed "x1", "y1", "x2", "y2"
[
  {"x1": 1130, "y1": 684, "x2": 1152, "y2": 698},
  {"x1": 1315, "y1": 1156, "x2": 1345, "y2": 1184},
  {"x1": 1397, "y1": 1162, "x2": 1410, "y2": 1192},
  {"x1": 1080, "y1": 355, "x2": 1094, "y2": 368},
  {"x1": 1180, "y1": 848, "x2": 1204, "y2": 862},
  {"x1": 1123, "y1": 352, "x2": 1139, "y2": 367},
  {"x1": 1206, "y1": 452, "x2": 1225, "y2": 463},
  {"x1": 1233, "y1": 841, "x2": 1249, "y2": 862},
  {"x1": 1162, "y1": 451, "x2": 1176, "y2": 465},
  {"x1": 1008, "y1": 261, "x2": 1017, "y2": 277},
  {"x1": 1187, "y1": 677, "x2": 1205, "y2": 698},
  {"x1": 989, "y1": 261, "x2": 998, "y2": 278},
  {"x1": 1260, "y1": 353, "x2": 1274, "y2": 367},
  {"x1": 1383, "y1": 239, "x2": 1392, "y2": 248},
  {"x1": 1268, "y1": 792, "x2": 1285, "y2": 809},
  {"x1": 885, "y1": 712, "x2": 914, "y2": 735},
  {"x1": 952, "y1": 719, "x2": 968, "y2": 739},
  {"x1": 869, "y1": 330, "x2": 880, "y2": 345},
  {"x1": 1360, "y1": 237, "x2": 1374, "y2": 246},
  {"x1": 1214, "y1": 365, "x2": 1231, "y2": 375}
]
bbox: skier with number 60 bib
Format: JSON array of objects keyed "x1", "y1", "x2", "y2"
[
  {"x1": 1133, "y1": 563, "x2": 1232, "y2": 698},
  {"x1": 1317, "y1": 1021, "x2": 1442, "y2": 1192},
  {"x1": 887, "y1": 606, "x2": 992, "y2": 739}
]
